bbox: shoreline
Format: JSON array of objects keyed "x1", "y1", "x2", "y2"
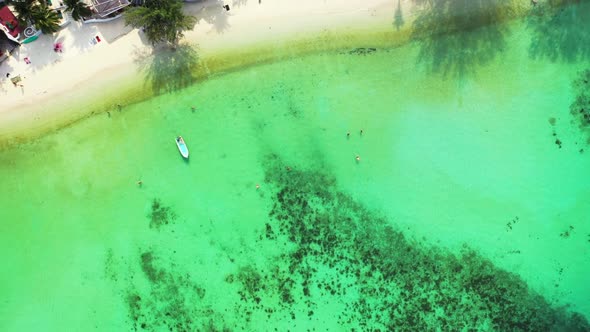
[{"x1": 0, "y1": 0, "x2": 538, "y2": 148}]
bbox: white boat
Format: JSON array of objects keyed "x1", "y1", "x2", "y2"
[{"x1": 175, "y1": 136, "x2": 189, "y2": 159}]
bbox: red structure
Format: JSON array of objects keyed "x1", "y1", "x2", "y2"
[{"x1": 0, "y1": 5, "x2": 22, "y2": 39}]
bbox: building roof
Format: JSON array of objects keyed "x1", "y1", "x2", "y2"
[
  {"x1": 0, "y1": 5, "x2": 21, "y2": 38},
  {"x1": 91, "y1": 0, "x2": 130, "y2": 17}
]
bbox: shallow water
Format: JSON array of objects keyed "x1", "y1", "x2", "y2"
[{"x1": 1, "y1": 3, "x2": 590, "y2": 331}]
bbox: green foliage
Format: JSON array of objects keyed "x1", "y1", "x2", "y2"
[
  {"x1": 10, "y1": 0, "x2": 61, "y2": 33},
  {"x1": 31, "y1": 3, "x2": 61, "y2": 34},
  {"x1": 63, "y1": 0, "x2": 92, "y2": 21},
  {"x1": 124, "y1": 0, "x2": 197, "y2": 46},
  {"x1": 11, "y1": 0, "x2": 38, "y2": 26}
]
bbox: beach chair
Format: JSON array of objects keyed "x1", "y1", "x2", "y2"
[
  {"x1": 89, "y1": 35, "x2": 102, "y2": 45},
  {"x1": 10, "y1": 75, "x2": 21, "y2": 86}
]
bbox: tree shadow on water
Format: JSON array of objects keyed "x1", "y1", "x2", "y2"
[
  {"x1": 526, "y1": 0, "x2": 590, "y2": 63},
  {"x1": 393, "y1": 0, "x2": 405, "y2": 31},
  {"x1": 134, "y1": 43, "x2": 200, "y2": 95},
  {"x1": 411, "y1": 0, "x2": 515, "y2": 79}
]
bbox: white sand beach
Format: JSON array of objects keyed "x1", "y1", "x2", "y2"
[{"x1": 0, "y1": 0, "x2": 408, "y2": 145}]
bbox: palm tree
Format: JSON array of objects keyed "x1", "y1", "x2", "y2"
[
  {"x1": 11, "y1": 0, "x2": 38, "y2": 26},
  {"x1": 63, "y1": 0, "x2": 92, "y2": 21},
  {"x1": 31, "y1": 3, "x2": 61, "y2": 34},
  {"x1": 124, "y1": 0, "x2": 197, "y2": 46},
  {"x1": 9, "y1": 0, "x2": 62, "y2": 33}
]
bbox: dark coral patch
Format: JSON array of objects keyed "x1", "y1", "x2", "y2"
[
  {"x1": 231, "y1": 153, "x2": 590, "y2": 330},
  {"x1": 148, "y1": 198, "x2": 177, "y2": 229},
  {"x1": 125, "y1": 251, "x2": 220, "y2": 331},
  {"x1": 119, "y1": 153, "x2": 589, "y2": 331},
  {"x1": 570, "y1": 69, "x2": 590, "y2": 140}
]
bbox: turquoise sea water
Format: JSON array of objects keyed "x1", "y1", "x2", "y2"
[{"x1": 1, "y1": 3, "x2": 590, "y2": 331}]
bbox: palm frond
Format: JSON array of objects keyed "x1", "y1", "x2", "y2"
[
  {"x1": 63, "y1": 0, "x2": 92, "y2": 21},
  {"x1": 32, "y1": 4, "x2": 61, "y2": 34},
  {"x1": 124, "y1": 0, "x2": 197, "y2": 46}
]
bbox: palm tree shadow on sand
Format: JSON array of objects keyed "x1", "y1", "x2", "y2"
[
  {"x1": 526, "y1": 0, "x2": 590, "y2": 63},
  {"x1": 184, "y1": 0, "x2": 231, "y2": 33},
  {"x1": 133, "y1": 43, "x2": 200, "y2": 95},
  {"x1": 410, "y1": 0, "x2": 515, "y2": 79}
]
